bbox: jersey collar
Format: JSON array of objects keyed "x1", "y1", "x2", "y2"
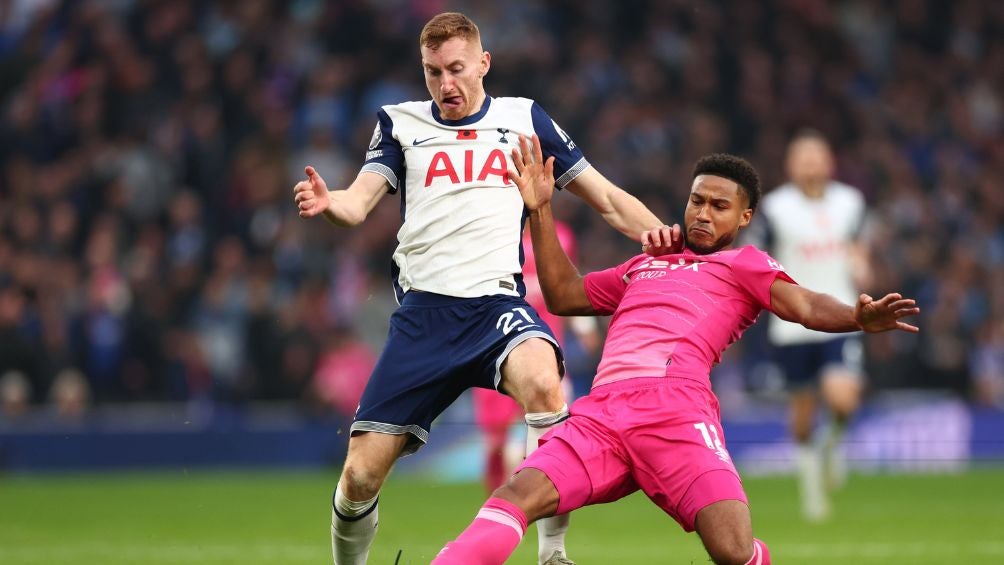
[{"x1": 431, "y1": 95, "x2": 492, "y2": 126}]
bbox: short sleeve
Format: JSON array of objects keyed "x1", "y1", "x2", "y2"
[
  {"x1": 360, "y1": 109, "x2": 405, "y2": 194},
  {"x1": 733, "y1": 246, "x2": 797, "y2": 311},
  {"x1": 530, "y1": 102, "x2": 589, "y2": 189},
  {"x1": 583, "y1": 257, "x2": 641, "y2": 315}
]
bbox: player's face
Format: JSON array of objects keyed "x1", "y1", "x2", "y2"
[
  {"x1": 684, "y1": 175, "x2": 753, "y2": 255},
  {"x1": 421, "y1": 37, "x2": 490, "y2": 120},
  {"x1": 786, "y1": 138, "x2": 834, "y2": 189}
]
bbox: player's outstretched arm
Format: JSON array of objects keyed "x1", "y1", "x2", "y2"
[
  {"x1": 510, "y1": 135, "x2": 595, "y2": 316},
  {"x1": 293, "y1": 166, "x2": 388, "y2": 227},
  {"x1": 770, "y1": 279, "x2": 920, "y2": 334}
]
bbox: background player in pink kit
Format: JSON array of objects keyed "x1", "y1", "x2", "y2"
[
  {"x1": 472, "y1": 223, "x2": 597, "y2": 493},
  {"x1": 433, "y1": 138, "x2": 920, "y2": 565}
]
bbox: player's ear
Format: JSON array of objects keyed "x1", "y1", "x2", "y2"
[
  {"x1": 480, "y1": 51, "x2": 491, "y2": 77},
  {"x1": 738, "y1": 208, "x2": 753, "y2": 229}
]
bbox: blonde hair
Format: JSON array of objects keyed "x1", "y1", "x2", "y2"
[{"x1": 419, "y1": 12, "x2": 480, "y2": 50}]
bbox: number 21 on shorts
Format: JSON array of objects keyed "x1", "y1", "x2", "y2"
[
  {"x1": 694, "y1": 422, "x2": 732, "y2": 462},
  {"x1": 496, "y1": 307, "x2": 538, "y2": 335}
]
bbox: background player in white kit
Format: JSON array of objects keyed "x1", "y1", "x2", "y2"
[
  {"x1": 745, "y1": 130, "x2": 872, "y2": 521},
  {"x1": 292, "y1": 12, "x2": 668, "y2": 565}
]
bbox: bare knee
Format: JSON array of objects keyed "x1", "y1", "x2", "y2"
[
  {"x1": 522, "y1": 384, "x2": 564, "y2": 414},
  {"x1": 339, "y1": 432, "x2": 408, "y2": 500},
  {"x1": 704, "y1": 535, "x2": 754, "y2": 565},
  {"x1": 822, "y1": 373, "x2": 861, "y2": 420},
  {"x1": 340, "y1": 462, "x2": 388, "y2": 501},
  {"x1": 696, "y1": 500, "x2": 754, "y2": 565}
]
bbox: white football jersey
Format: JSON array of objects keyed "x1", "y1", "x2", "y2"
[
  {"x1": 747, "y1": 181, "x2": 867, "y2": 345},
  {"x1": 360, "y1": 96, "x2": 589, "y2": 301}
]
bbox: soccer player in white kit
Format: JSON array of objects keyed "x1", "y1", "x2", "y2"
[
  {"x1": 292, "y1": 12, "x2": 668, "y2": 565},
  {"x1": 745, "y1": 130, "x2": 872, "y2": 521}
]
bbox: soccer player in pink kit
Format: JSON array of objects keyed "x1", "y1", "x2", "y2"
[{"x1": 433, "y1": 137, "x2": 920, "y2": 565}]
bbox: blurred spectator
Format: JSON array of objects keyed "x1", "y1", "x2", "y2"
[
  {"x1": 0, "y1": 370, "x2": 31, "y2": 420},
  {"x1": 190, "y1": 236, "x2": 251, "y2": 401},
  {"x1": 48, "y1": 367, "x2": 91, "y2": 419},
  {"x1": 0, "y1": 285, "x2": 42, "y2": 397}
]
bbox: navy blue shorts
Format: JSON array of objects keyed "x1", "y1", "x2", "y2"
[
  {"x1": 774, "y1": 336, "x2": 863, "y2": 389},
  {"x1": 351, "y1": 291, "x2": 562, "y2": 455}
]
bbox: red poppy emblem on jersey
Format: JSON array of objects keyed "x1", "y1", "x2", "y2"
[{"x1": 457, "y1": 129, "x2": 478, "y2": 140}]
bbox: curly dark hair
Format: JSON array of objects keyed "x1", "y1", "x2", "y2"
[{"x1": 691, "y1": 153, "x2": 761, "y2": 212}]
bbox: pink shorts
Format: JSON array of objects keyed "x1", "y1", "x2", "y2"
[
  {"x1": 472, "y1": 387, "x2": 522, "y2": 430},
  {"x1": 518, "y1": 377, "x2": 747, "y2": 532}
]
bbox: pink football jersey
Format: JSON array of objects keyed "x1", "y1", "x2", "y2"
[{"x1": 584, "y1": 245, "x2": 795, "y2": 388}]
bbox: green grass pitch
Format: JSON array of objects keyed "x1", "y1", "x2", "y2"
[{"x1": 2, "y1": 469, "x2": 1003, "y2": 564}]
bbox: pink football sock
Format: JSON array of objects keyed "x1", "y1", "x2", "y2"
[
  {"x1": 744, "y1": 538, "x2": 771, "y2": 565},
  {"x1": 432, "y1": 497, "x2": 528, "y2": 564}
]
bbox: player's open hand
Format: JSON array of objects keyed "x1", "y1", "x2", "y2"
[
  {"x1": 854, "y1": 293, "x2": 920, "y2": 333},
  {"x1": 509, "y1": 134, "x2": 555, "y2": 211},
  {"x1": 294, "y1": 166, "x2": 331, "y2": 218},
  {"x1": 642, "y1": 224, "x2": 684, "y2": 256}
]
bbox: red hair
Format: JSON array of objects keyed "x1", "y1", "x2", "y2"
[{"x1": 419, "y1": 12, "x2": 481, "y2": 50}]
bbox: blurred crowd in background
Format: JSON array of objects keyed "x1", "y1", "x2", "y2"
[{"x1": 1, "y1": 0, "x2": 1002, "y2": 422}]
